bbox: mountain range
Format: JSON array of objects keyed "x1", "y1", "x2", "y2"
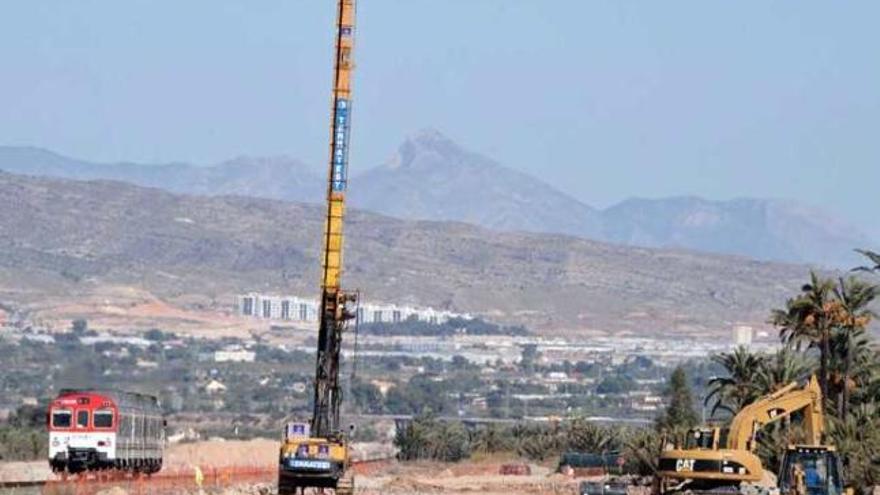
[
  {"x1": 1, "y1": 131, "x2": 874, "y2": 267},
  {"x1": 0, "y1": 170, "x2": 813, "y2": 335}
]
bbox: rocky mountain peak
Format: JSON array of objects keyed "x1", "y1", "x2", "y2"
[{"x1": 385, "y1": 128, "x2": 468, "y2": 170}]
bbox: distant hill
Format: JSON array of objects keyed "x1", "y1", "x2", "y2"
[
  {"x1": 601, "y1": 197, "x2": 876, "y2": 269},
  {"x1": 349, "y1": 129, "x2": 603, "y2": 239},
  {"x1": 1, "y1": 139, "x2": 874, "y2": 267},
  {"x1": 0, "y1": 171, "x2": 815, "y2": 336},
  {"x1": 0, "y1": 146, "x2": 323, "y2": 203}
]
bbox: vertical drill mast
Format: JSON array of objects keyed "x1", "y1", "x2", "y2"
[{"x1": 312, "y1": 0, "x2": 356, "y2": 439}]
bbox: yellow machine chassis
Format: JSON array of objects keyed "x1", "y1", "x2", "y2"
[
  {"x1": 279, "y1": 437, "x2": 351, "y2": 493},
  {"x1": 657, "y1": 448, "x2": 764, "y2": 483}
]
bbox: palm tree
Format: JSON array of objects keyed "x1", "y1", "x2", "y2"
[
  {"x1": 705, "y1": 346, "x2": 765, "y2": 417},
  {"x1": 858, "y1": 351, "x2": 880, "y2": 406},
  {"x1": 623, "y1": 428, "x2": 662, "y2": 476},
  {"x1": 566, "y1": 418, "x2": 619, "y2": 453},
  {"x1": 771, "y1": 271, "x2": 836, "y2": 412},
  {"x1": 827, "y1": 402, "x2": 880, "y2": 492},
  {"x1": 853, "y1": 249, "x2": 880, "y2": 273},
  {"x1": 471, "y1": 423, "x2": 513, "y2": 454},
  {"x1": 514, "y1": 423, "x2": 564, "y2": 461},
  {"x1": 756, "y1": 346, "x2": 811, "y2": 395},
  {"x1": 829, "y1": 276, "x2": 876, "y2": 417},
  {"x1": 756, "y1": 422, "x2": 809, "y2": 476}
]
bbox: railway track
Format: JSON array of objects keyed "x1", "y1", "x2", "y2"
[{"x1": 0, "y1": 457, "x2": 394, "y2": 494}]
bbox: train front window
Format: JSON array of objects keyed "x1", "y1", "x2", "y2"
[
  {"x1": 76, "y1": 410, "x2": 90, "y2": 428},
  {"x1": 94, "y1": 409, "x2": 113, "y2": 428},
  {"x1": 51, "y1": 409, "x2": 72, "y2": 428}
]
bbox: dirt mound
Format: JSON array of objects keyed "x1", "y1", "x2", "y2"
[
  {"x1": 379, "y1": 475, "x2": 446, "y2": 493},
  {"x1": 95, "y1": 488, "x2": 128, "y2": 495},
  {"x1": 165, "y1": 438, "x2": 278, "y2": 469},
  {"x1": 0, "y1": 460, "x2": 51, "y2": 483}
]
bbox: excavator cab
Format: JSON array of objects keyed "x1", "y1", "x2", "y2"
[
  {"x1": 682, "y1": 427, "x2": 725, "y2": 450},
  {"x1": 777, "y1": 446, "x2": 849, "y2": 495}
]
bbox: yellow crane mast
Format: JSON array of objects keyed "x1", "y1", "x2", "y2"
[{"x1": 278, "y1": 1, "x2": 357, "y2": 494}]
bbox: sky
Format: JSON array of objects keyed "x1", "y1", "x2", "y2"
[{"x1": 1, "y1": 1, "x2": 878, "y2": 239}]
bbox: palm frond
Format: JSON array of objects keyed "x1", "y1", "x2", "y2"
[{"x1": 853, "y1": 249, "x2": 880, "y2": 273}]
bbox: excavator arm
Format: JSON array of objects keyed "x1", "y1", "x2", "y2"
[{"x1": 726, "y1": 375, "x2": 823, "y2": 450}]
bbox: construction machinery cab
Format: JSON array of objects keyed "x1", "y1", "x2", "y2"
[
  {"x1": 777, "y1": 446, "x2": 849, "y2": 495},
  {"x1": 682, "y1": 427, "x2": 726, "y2": 450}
]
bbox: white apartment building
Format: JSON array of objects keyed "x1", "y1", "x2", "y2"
[
  {"x1": 214, "y1": 349, "x2": 257, "y2": 363},
  {"x1": 235, "y1": 293, "x2": 468, "y2": 325},
  {"x1": 732, "y1": 325, "x2": 753, "y2": 347}
]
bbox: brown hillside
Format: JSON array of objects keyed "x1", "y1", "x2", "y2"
[{"x1": 0, "y1": 171, "x2": 812, "y2": 336}]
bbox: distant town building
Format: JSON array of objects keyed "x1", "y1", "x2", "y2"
[
  {"x1": 235, "y1": 293, "x2": 469, "y2": 325},
  {"x1": 630, "y1": 395, "x2": 664, "y2": 412},
  {"x1": 732, "y1": 325, "x2": 753, "y2": 347},
  {"x1": 545, "y1": 372, "x2": 571, "y2": 382},
  {"x1": 204, "y1": 379, "x2": 227, "y2": 394},
  {"x1": 370, "y1": 379, "x2": 396, "y2": 396},
  {"x1": 214, "y1": 348, "x2": 256, "y2": 363}
]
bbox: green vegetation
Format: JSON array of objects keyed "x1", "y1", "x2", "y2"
[
  {"x1": 0, "y1": 404, "x2": 47, "y2": 461},
  {"x1": 705, "y1": 346, "x2": 767, "y2": 415},
  {"x1": 596, "y1": 374, "x2": 637, "y2": 395},
  {"x1": 395, "y1": 412, "x2": 472, "y2": 462},
  {"x1": 359, "y1": 317, "x2": 528, "y2": 337},
  {"x1": 388, "y1": 250, "x2": 879, "y2": 489},
  {"x1": 71, "y1": 318, "x2": 89, "y2": 336},
  {"x1": 393, "y1": 413, "x2": 660, "y2": 474},
  {"x1": 0, "y1": 323, "x2": 678, "y2": 463},
  {"x1": 703, "y1": 251, "x2": 880, "y2": 492},
  {"x1": 853, "y1": 249, "x2": 880, "y2": 273},
  {"x1": 654, "y1": 366, "x2": 698, "y2": 433}
]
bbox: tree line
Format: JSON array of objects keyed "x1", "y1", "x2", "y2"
[
  {"x1": 394, "y1": 412, "x2": 659, "y2": 476},
  {"x1": 390, "y1": 250, "x2": 880, "y2": 491}
]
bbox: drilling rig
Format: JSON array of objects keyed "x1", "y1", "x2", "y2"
[{"x1": 278, "y1": 1, "x2": 357, "y2": 494}]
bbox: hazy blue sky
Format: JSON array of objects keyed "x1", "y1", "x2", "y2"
[{"x1": 1, "y1": 2, "x2": 878, "y2": 238}]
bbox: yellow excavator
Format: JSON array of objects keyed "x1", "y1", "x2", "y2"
[
  {"x1": 277, "y1": 1, "x2": 357, "y2": 494},
  {"x1": 656, "y1": 376, "x2": 850, "y2": 495}
]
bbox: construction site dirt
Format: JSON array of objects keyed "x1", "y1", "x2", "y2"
[{"x1": 0, "y1": 439, "x2": 612, "y2": 494}]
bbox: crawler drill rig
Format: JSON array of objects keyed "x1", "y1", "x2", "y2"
[{"x1": 278, "y1": 1, "x2": 357, "y2": 494}]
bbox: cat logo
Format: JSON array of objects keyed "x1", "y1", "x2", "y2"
[{"x1": 675, "y1": 459, "x2": 695, "y2": 472}]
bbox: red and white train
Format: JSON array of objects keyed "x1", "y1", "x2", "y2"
[{"x1": 48, "y1": 389, "x2": 165, "y2": 474}]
